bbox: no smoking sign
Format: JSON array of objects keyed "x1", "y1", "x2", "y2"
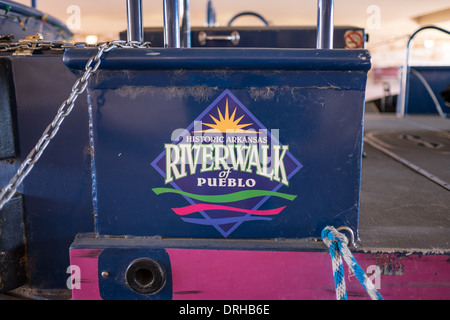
[{"x1": 344, "y1": 30, "x2": 365, "y2": 49}]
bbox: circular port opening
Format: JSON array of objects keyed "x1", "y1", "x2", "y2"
[
  {"x1": 134, "y1": 268, "x2": 154, "y2": 287},
  {"x1": 126, "y1": 258, "x2": 166, "y2": 295}
]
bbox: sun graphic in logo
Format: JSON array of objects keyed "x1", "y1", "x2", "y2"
[{"x1": 197, "y1": 99, "x2": 255, "y2": 133}]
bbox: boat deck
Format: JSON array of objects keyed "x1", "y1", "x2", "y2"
[{"x1": 359, "y1": 114, "x2": 449, "y2": 253}]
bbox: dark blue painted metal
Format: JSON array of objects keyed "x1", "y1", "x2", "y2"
[
  {"x1": 0, "y1": 27, "x2": 370, "y2": 292},
  {"x1": 0, "y1": 194, "x2": 26, "y2": 292},
  {"x1": 121, "y1": 26, "x2": 366, "y2": 48},
  {"x1": 0, "y1": 58, "x2": 16, "y2": 160},
  {"x1": 402, "y1": 66, "x2": 450, "y2": 115},
  {"x1": 64, "y1": 48, "x2": 371, "y2": 71},
  {"x1": 0, "y1": 43, "x2": 371, "y2": 292},
  {"x1": 65, "y1": 48, "x2": 371, "y2": 240},
  {"x1": 98, "y1": 248, "x2": 173, "y2": 300},
  {"x1": 1, "y1": 55, "x2": 93, "y2": 289}
]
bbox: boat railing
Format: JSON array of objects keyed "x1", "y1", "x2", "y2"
[
  {"x1": 126, "y1": 0, "x2": 335, "y2": 49},
  {"x1": 397, "y1": 25, "x2": 450, "y2": 118}
]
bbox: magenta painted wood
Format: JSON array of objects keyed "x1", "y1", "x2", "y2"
[
  {"x1": 69, "y1": 249, "x2": 103, "y2": 300},
  {"x1": 167, "y1": 249, "x2": 450, "y2": 300},
  {"x1": 167, "y1": 249, "x2": 337, "y2": 300},
  {"x1": 70, "y1": 248, "x2": 450, "y2": 300}
]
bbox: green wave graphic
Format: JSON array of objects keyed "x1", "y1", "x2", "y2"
[{"x1": 152, "y1": 188, "x2": 297, "y2": 203}]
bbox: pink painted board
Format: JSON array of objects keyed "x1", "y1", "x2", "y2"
[
  {"x1": 69, "y1": 248, "x2": 103, "y2": 300},
  {"x1": 69, "y1": 248, "x2": 450, "y2": 300}
]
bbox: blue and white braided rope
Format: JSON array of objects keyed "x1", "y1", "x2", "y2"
[{"x1": 322, "y1": 226, "x2": 383, "y2": 300}]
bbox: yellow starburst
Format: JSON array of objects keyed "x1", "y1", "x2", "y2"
[{"x1": 197, "y1": 99, "x2": 255, "y2": 133}]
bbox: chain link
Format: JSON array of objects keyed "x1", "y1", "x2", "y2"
[
  {"x1": 0, "y1": 40, "x2": 73, "y2": 52},
  {"x1": 0, "y1": 40, "x2": 151, "y2": 211},
  {"x1": 0, "y1": 38, "x2": 152, "y2": 52}
]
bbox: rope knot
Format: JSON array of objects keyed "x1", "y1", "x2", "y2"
[
  {"x1": 321, "y1": 226, "x2": 349, "y2": 247},
  {"x1": 322, "y1": 226, "x2": 383, "y2": 301}
]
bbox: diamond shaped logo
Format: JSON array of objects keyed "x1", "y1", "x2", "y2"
[{"x1": 151, "y1": 90, "x2": 302, "y2": 237}]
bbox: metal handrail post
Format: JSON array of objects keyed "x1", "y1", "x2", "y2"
[
  {"x1": 163, "y1": 0, "x2": 181, "y2": 48},
  {"x1": 316, "y1": 0, "x2": 334, "y2": 49},
  {"x1": 181, "y1": 0, "x2": 191, "y2": 48},
  {"x1": 126, "y1": 0, "x2": 143, "y2": 43},
  {"x1": 206, "y1": 0, "x2": 216, "y2": 27}
]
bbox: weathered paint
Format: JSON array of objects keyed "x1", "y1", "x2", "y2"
[
  {"x1": 70, "y1": 248, "x2": 450, "y2": 300},
  {"x1": 64, "y1": 48, "x2": 371, "y2": 240}
]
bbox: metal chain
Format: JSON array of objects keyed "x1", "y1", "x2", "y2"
[
  {"x1": 0, "y1": 40, "x2": 151, "y2": 211},
  {"x1": 0, "y1": 37, "x2": 152, "y2": 52},
  {"x1": 0, "y1": 41, "x2": 76, "y2": 52},
  {"x1": 0, "y1": 39, "x2": 80, "y2": 52}
]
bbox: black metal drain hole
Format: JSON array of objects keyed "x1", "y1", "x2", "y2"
[{"x1": 126, "y1": 258, "x2": 166, "y2": 295}]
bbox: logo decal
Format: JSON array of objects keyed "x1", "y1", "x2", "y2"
[{"x1": 151, "y1": 90, "x2": 302, "y2": 237}]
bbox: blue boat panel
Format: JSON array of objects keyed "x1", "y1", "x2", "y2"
[
  {"x1": 403, "y1": 66, "x2": 450, "y2": 115},
  {"x1": 0, "y1": 58, "x2": 16, "y2": 159},
  {"x1": 5, "y1": 55, "x2": 94, "y2": 289},
  {"x1": 64, "y1": 48, "x2": 371, "y2": 72},
  {"x1": 0, "y1": 194, "x2": 26, "y2": 292},
  {"x1": 65, "y1": 48, "x2": 370, "y2": 240}
]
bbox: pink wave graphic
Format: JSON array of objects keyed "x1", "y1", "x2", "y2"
[{"x1": 172, "y1": 204, "x2": 286, "y2": 216}]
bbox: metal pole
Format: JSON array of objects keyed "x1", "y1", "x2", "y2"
[
  {"x1": 163, "y1": 0, "x2": 180, "y2": 48},
  {"x1": 397, "y1": 26, "x2": 450, "y2": 118},
  {"x1": 126, "y1": 0, "x2": 143, "y2": 43},
  {"x1": 31, "y1": 0, "x2": 37, "y2": 8},
  {"x1": 181, "y1": 0, "x2": 191, "y2": 47},
  {"x1": 206, "y1": 0, "x2": 216, "y2": 27},
  {"x1": 316, "y1": 0, "x2": 334, "y2": 49}
]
